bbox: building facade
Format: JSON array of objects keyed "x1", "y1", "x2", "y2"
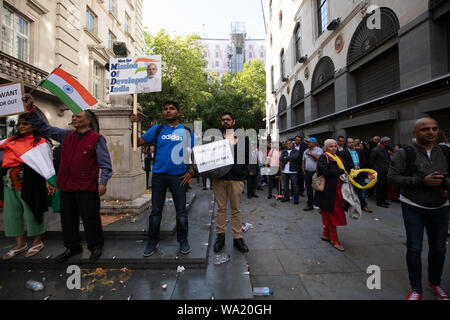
[
  {"x1": 0, "y1": 0, "x2": 143, "y2": 138},
  {"x1": 201, "y1": 23, "x2": 266, "y2": 77},
  {"x1": 265, "y1": 0, "x2": 450, "y2": 145}
]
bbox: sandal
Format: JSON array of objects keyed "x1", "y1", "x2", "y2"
[
  {"x1": 331, "y1": 241, "x2": 345, "y2": 252},
  {"x1": 2, "y1": 244, "x2": 28, "y2": 260},
  {"x1": 25, "y1": 242, "x2": 44, "y2": 258}
]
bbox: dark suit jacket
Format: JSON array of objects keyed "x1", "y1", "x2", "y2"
[
  {"x1": 280, "y1": 149, "x2": 300, "y2": 172},
  {"x1": 370, "y1": 146, "x2": 390, "y2": 174},
  {"x1": 341, "y1": 147, "x2": 367, "y2": 170}
]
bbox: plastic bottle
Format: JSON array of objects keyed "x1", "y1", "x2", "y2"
[
  {"x1": 26, "y1": 280, "x2": 44, "y2": 292},
  {"x1": 252, "y1": 287, "x2": 273, "y2": 296}
]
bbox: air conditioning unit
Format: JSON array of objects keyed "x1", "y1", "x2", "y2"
[
  {"x1": 298, "y1": 55, "x2": 308, "y2": 63},
  {"x1": 327, "y1": 18, "x2": 341, "y2": 31}
]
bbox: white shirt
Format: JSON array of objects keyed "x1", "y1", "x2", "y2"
[
  {"x1": 282, "y1": 150, "x2": 296, "y2": 174},
  {"x1": 136, "y1": 77, "x2": 161, "y2": 93}
]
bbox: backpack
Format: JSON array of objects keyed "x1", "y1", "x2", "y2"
[{"x1": 403, "y1": 144, "x2": 450, "y2": 176}]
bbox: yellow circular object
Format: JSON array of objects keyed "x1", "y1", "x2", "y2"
[{"x1": 348, "y1": 169, "x2": 378, "y2": 190}]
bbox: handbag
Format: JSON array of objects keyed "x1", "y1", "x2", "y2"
[
  {"x1": 311, "y1": 173, "x2": 326, "y2": 191},
  {"x1": 311, "y1": 155, "x2": 329, "y2": 191}
]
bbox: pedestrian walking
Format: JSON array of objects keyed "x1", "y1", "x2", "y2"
[
  {"x1": 370, "y1": 136, "x2": 391, "y2": 208},
  {"x1": 22, "y1": 94, "x2": 112, "y2": 262},
  {"x1": 212, "y1": 111, "x2": 249, "y2": 254},
  {"x1": 280, "y1": 140, "x2": 300, "y2": 204},
  {"x1": 131, "y1": 101, "x2": 195, "y2": 257},
  {"x1": 1, "y1": 114, "x2": 57, "y2": 260},
  {"x1": 388, "y1": 117, "x2": 450, "y2": 300},
  {"x1": 302, "y1": 137, "x2": 323, "y2": 211},
  {"x1": 314, "y1": 139, "x2": 350, "y2": 251}
]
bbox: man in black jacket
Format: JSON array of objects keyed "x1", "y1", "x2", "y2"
[
  {"x1": 341, "y1": 137, "x2": 372, "y2": 213},
  {"x1": 293, "y1": 136, "x2": 308, "y2": 196},
  {"x1": 388, "y1": 117, "x2": 449, "y2": 300},
  {"x1": 280, "y1": 140, "x2": 300, "y2": 204},
  {"x1": 212, "y1": 111, "x2": 249, "y2": 254},
  {"x1": 370, "y1": 136, "x2": 391, "y2": 208}
]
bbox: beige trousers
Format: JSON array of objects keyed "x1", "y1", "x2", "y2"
[{"x1": 212, "y1": 179, "x2": 244, "y2": 239}]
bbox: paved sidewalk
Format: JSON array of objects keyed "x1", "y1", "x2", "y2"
[{"x1": 240, "y1": 189, "x2": 450, "y2": 300}]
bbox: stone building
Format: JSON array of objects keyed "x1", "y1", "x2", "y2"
[
  {"x1": 265, "y1": 0, "x2": 450, "y2": 145},
  {"x1": 0, "y1": 0, "x2": 143, "y2": 137}
]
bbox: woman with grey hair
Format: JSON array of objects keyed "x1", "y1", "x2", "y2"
[{"x1": 314, "y1": 139, "x2": 351, "y2": 251}]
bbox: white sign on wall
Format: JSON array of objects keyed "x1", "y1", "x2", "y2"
[
  {"x1": 0, "y1": 81, "x2": 25, "y2": 117},
  {"x1": 193, "y1": 139, "x2": 234, "y2": 173}
]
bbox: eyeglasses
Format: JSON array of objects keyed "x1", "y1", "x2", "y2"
[{"x1": 221, "y1": 118, "x2": 232, "y2": 122}]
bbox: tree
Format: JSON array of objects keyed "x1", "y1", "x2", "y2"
[{"x1": 138, "y1": 29, "x2": 209, "y2": 128}]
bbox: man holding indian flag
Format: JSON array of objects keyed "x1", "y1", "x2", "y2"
[{"x1": 22, "y1": 66, "x2": 113, "y2": 262}]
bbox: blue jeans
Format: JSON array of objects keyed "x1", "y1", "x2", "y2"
[
  {"x1": 304, "y1": 171, "x2": 315, "y2": 207},
  {"x1": 148, "y1": 174, "x2": 188, "y2": 244},
  {"x1": 401, "y1": 203, "x2": 449, "y2": 293},
  {"x1": 282, "y1": 173, "x2": 299, "y2": 202}
]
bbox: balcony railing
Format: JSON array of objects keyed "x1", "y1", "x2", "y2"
[{"x1": 0, "y1": 51, "x2": 48, "y2": 88}]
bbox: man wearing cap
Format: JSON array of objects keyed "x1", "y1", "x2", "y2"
[
  {"x1": 370, "y1": 136, "x2": 392, "y2": 208},
  {"x1": 302, "y1": 137, "x2": 323, "y2": 211}
]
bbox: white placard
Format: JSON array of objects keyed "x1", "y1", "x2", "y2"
[
  {"x1": 109, "y1": 56, "x2": 162, "y2": 95},
  {"x1": 0, "y1": 81, "x2": 25, "y2": 117},
  {"x1": 193, "y1": 139, "x2": 234, "y2": 173}
]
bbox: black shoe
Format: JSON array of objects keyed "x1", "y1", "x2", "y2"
[
  {"x1": 257, "y1": 186, "x2": 263, "y2": 190},
  {"x1": 214, "y1": 233, "x2": 225, "y2": 253},
  {"x1": 89, "y1": 248, "x2": 102, "y2": 262},
  {"x1": 303, "y1": 206, "x2": 314, "y2": 211},
  {"x1": 377, "y1": 203, "x2": 389, "y2": 208},
  {"x1": 55, "y1": 247, "x2": 82, "y2": 263},
  {"x1": 252, "y1": 194, "x2": 259, "y2": 198},
  {"x1": 267, "y1": 195, "x2": 272, "y2": 199},
  {"x1": 299, "y1": 193, "x2": 305, "y2": 197},
  {"x1": 233, "y1": 238, "x2": 249, "y2": 253}
]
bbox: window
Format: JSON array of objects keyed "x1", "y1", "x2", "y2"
[
  {"x1": 317, "y1": 0, "x2": 328, "y2": 36},
  {"x1": 280, "y1": 49, "x2": 285, "y2": 79},
  {"x1": 86, "y1": 7, "x2": 96, "y2": 33},
  {"x1": 216, "y1": 51, "x2": 219, "y2": 58},
  {"x1": 294, "y1": 24, "x2": 302, "y2": 62},
  {"x1": 93, "y1": 63, "x2": 103, "y2": 99},
  {"x1": 2, "y1": 6, "x2": 29, "y2": 62},
  {"x1": 108, "y1": 31, "x2": 116, "y2": 49},
  {"x1": 124, "y1": 12, "x2": 131, "y2": 33},
  {"x1": 269, "y1": 0, "x2": 273, "y2": 20},
  {"x1": 108, "y1": 0, "x2": 116, "y2": 14},
  {"x1": 279, "y1": 11, "x2": 283, "y2": 29},
  {"x1": 215, "y1": 61, "x2": 219, "y2": 67},
  {"x1": 260, "y1": 51, "x2": 264, "y2": 58},
  {"x1": 249, "y1": 51, "x2": 253, "y2": 59},
  {"x1": 270, "y1": 66, "x2": 274, "y2": 92}
]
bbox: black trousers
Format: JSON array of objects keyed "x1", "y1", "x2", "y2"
[
  {"x1": 376, "y1": 172, "x2": 388, "y2": 205},
  {"x1": 247, "y1": 174, "x2": 258, "y2": 197},
  {"x1": 60, "y1": 191, "x2": 104, "y2": 252},
  {"x1": 297, "y1": 171, "x2": 305, "y2": 194}
]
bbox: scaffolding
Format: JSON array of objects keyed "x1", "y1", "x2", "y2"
[{"x1": 229, "y1": 22, "x2": 246, "y2": 73}]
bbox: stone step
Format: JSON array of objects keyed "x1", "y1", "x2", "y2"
[
  {"x1": 0, "y1": 192, "x2": 196, "y2": 241},
  {"x1": 0, "y1": 191, "x2": 213, "y2": 270}
]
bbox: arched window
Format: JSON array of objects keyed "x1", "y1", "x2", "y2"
[
  {"x1": 280, "y1": 49, "x2": 286, "y2": 80},
  {"x1": 278, "y1": 95, "x2": 287, "y2": 131},
  {"x1": 312, "y1": 57, "x2": 335, "y2": 119},
  {"x1": 291, "y1": 81, "x2": 305, "y2": 125},
  {"x1": 294, "y1": 24, "x2": 301, "y2": 62}
]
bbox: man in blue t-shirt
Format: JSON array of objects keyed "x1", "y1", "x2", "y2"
[{"x1": 130, "y1": 101, "x2": 195, "y2": 257}]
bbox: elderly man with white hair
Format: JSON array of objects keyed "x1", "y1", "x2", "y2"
[{"x1": 370, "y1": 136, "x2": 392, "y2": 208}]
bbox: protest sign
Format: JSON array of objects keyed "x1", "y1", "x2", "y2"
[
  {"x1": 193, "y1": 139, "x2": 234, "y2": 174},
  {"x1": 0, "y1": 81, "x2": 25, "y2": 117},
  {"x1": 109, "y1": 56, "x2": 162, "y2": 95}
]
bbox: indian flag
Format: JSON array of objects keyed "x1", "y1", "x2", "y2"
[
  {"x1": 0, "y1": 138, "x2": 57, "y2": 187},
  {"x1": 39, "y1": 67, "x2": 98, "y2": 114}
]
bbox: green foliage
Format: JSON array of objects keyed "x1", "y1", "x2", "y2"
[{"x1": 139, "y1": 29, "x2": 266, "y2": 131}]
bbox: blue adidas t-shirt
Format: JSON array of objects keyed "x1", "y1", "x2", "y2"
[{"x1": 142, "y1": 123, "x2": 195, "y2": 175}]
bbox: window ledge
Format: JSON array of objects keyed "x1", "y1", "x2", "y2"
[
  {"x1": 108, "y1": 11, "x2": 122, "y2": 26},
  {"x1": 84, "y1": 27, "x2": 102, "y2": 45}
]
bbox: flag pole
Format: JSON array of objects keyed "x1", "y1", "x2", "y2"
[
  {"x1": 28, "y1": 64, "x2": 62, "y2": 95},
  {"x1": 133, "y1": 93, "x2": 138, "y2": 151}
]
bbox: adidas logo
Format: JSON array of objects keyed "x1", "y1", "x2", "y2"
[{"x1": 161, "y1": 134, "x2": 183, "y2": 141}]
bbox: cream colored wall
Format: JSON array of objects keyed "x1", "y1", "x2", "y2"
[{"x1": 265, "y1": 0, "x2": 429, "y2": 131}]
